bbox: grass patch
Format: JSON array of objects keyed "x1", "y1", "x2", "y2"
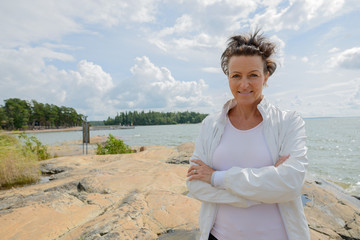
[{"x1": 0, "y1": 133, "x2": 41, "y2": 189}]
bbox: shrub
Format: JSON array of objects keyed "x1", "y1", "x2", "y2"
[
  {"x1": 18, "y1": 133, "x2": 50, "y2": 160},
  {"x1": 0, "y1": 133, "x2": 40, "y2": 188},
  {"x1": 96, "y1": 134, "x2": 132, "y2": 155}
]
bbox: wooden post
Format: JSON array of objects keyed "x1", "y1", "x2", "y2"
[{"x1": 82, "y1": 116, "x2": 90, "y2": 154}]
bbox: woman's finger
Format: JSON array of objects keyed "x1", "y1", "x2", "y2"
[
  {"x1": 187, "y1": 164, "x2": 200, "y2": 173},
  {"x1": 275, "y1": 159, "x2": 283, "y2": 167},
  {"x1": 275, "y1": 159, "x2": 284, "y2": 167},
  {"x1": 187, "y1": 167, "x2": 199, "y2": 177},
  {"x1": 275, "y1": 154, "x2": 290, "y2": 167},
  {"x1": 188, "y1": 170, "x2": 212, "y2": 184},
  {"x1": 188, "y1": 174, "x2": 197, "y2": 181},
  {"x1": 188, "y1": 170, "x2": 203, "y2": 180},
  {"x1": 190, "y1": 159, "x2": 204, "y2": 166}
]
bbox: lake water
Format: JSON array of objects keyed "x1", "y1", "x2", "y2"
[{"x1": 26, "y1": 117, "x2": 360, "y2": 196}]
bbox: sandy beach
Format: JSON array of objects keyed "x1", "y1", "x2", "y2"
[{"x1": 3, "y1": 126, "x2": 82, "y2": 134}]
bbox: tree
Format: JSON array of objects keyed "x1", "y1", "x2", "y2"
[
  {"x1": 30, "y1": 100, "x2": 45, "y2": 127},
  {"x1": 103, "y1": 110, "x2": 208, "y2": 126},
  {"x1": 1, "y1": 98, "x2": 84, "y2": 130},
  {"x1": 4, "y1": 98, "x2": 31, "y2": 130},
  {"x1": 0, "y1": 106, "x2": 8, "y2": 129}
]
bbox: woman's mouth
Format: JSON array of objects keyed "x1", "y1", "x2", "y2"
[{"x1": 238, "y1": 91, "x2": 252, "y2": 95}]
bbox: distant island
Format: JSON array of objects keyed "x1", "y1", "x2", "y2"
[{"x1": 91, "y1": 111, "x2": 208, "y2": 126}]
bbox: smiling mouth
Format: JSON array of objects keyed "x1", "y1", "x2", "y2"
[{"x1": 238, "y1": 91, "x2": 252, "y2": 95}]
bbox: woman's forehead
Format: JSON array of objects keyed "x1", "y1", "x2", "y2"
[{"x1": 228, "y1": 55, "x2": 264, "y2": 70}]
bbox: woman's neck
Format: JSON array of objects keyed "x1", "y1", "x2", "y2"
[
  {"x1": 228, "y1": 99, "x2": 263, "y2": 130},
  {"x1": 231, "y1": 104, "x2": 261, "y2": 120}
]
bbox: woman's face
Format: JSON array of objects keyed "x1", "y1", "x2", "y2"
[{"x1": 228, "y1": 55, "x2": 269, "y2": 107}]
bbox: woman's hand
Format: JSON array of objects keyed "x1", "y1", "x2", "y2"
[
  {"x1": 275, "y1": 154, "x2": 290, "y2": 167},
  {"x1": 187, "y1": 159, "x2": 215, "y2": 184}
]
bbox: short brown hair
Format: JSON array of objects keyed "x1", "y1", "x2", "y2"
[{"x1": 221, "y1": 29, "x2": 277, "y2": 76}]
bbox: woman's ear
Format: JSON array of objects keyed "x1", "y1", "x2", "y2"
[{"x1": 263, "y1": 72, "x2": 269, "y2": 87}]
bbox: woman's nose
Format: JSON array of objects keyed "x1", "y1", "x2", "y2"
[{"x1": 239, "y1": 78, "x2": 249, "y2": 88}]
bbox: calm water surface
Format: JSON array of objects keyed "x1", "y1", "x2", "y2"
[
  {"x1": 305, "y1": 117, "x2": 360, "y2": 195},
  {"x1": 26, "y1": 118, "x2": 360, "y2": 195},
  {"x1": 26, "y1": 124, "x2": 200, "y2": 146}
]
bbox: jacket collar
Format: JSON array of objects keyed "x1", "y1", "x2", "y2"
[{"x1": 220, "y1": 96, "x2": 271, "y2": 124}]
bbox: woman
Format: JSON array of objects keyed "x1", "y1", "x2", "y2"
[{"x1": 186, "y1": 30, "x2": 310, "y2": 240}]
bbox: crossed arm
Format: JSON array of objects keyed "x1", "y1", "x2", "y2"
[{"x1": 187, "y1": 155, "x2": 290, "y2": 184}]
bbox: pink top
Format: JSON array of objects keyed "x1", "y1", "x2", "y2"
[{"x1": 210, "y1": 118, "x2": 288, "y2": 240}]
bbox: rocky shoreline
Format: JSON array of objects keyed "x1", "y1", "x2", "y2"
[{"x1": 0, "y1": 143, "x2": 359, "y2": 240}]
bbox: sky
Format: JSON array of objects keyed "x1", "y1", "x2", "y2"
[{"x1": 1, "y1": 0, "x2": 360, "y2": 120}]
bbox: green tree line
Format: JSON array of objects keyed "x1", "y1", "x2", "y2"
[
  {"x1": 103, "y1": 110, "x2": 208, "y2": 126},
  {"x1": 0, "y1": 98, "x2": 84, "y2": 130}
]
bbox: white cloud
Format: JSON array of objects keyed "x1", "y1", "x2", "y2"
[
  {"x1": 346, "y1": 84, "x2": 360, "y2": 109},
  {"x1": 0, "y1": 0, "x2": 158, "y2": 47},
  {"x1": 260, "y1": 0, "x2": 283, "y2": 7},
  {"x1": 73, "y1": 0, "x2": 157, "y2": 25},
  {"x1": 251, "y1": 0, "x2": 357, "y2": 32},
  {"x1": 157, "y1": 14, "x2": 194, "y2": 38},
  {"x1": 301, "y1": 57, "x2": 309, "y2": 63},
  {"x1": 0, "y1": 1, "x2": 80, "y2": 47},
  {"x1": 147, "y1": 0, "x2": 258, "y2": 56},
  {"x1": 267, "y1": 78, "x2": 360, "y2": 117},
  {"x1": 149, "y1": 31, "x2": 226, "y2": 61},
  {"x1": 328, "y1": 47, "x2": 340, "y2": 53},
  {"x1": 69, "y1": 60, "x2": 114, "y2": 93},
  {"x1": 195, "y1": 0, "x2": 222, "y2": 7},
  {"x1": 202, "y1": 67, "x2": 222, "y2": 73},
  {"x1": 0, "y1": 47, "x2": 74, "y2": 85},
  {"x1": 0, "y1": 46, "x2": 115, "y2": 118},
  {"x1": 112, "y1": 56, "x2": 213, "y2": 110},
  {"x1": 47, "y1": 60, "x2": 116, "y2": 118},
  {"x1": 334, "y1": 47, "x2": 360, "y2": 69},
  {"x1": 269, "y1": 35, "x2": 286, "y2": 66}
]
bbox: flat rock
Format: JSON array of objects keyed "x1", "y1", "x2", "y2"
[
  {"x1": 0, "y1": 143, "x2": 359, "y2": 240},
  {"x1": 166, "y1": 142, "x2": 195, "y2": 165},
  {"x1": 0, "y1": 145, "x2": 199, "y2": 240},
  {"x1": 303, "y1": 180, "x2": 360, "y2": 239}
]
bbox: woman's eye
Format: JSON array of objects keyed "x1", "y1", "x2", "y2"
[
  {"x1": 232, "y1": 74, "x2": 240, "y2": 78},
  {"x1": 250, "y1": 74, "x2": 258, "y2": 78}
]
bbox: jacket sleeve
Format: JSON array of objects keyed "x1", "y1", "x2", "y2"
[
  {"x1": 223, "y1": 112, "x2": 308, "y2": 204},
  {"x1": 186, "y1": 117, "x2": 260, "y2": 208}
]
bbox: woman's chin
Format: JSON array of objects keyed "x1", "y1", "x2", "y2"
[{"x1": 234, "y1": 95, "x2": 263, "y2": 107}]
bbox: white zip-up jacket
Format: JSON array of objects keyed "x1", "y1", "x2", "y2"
[{"x1": 187, "y1": 97, "x2": 310, "y2": 240}]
